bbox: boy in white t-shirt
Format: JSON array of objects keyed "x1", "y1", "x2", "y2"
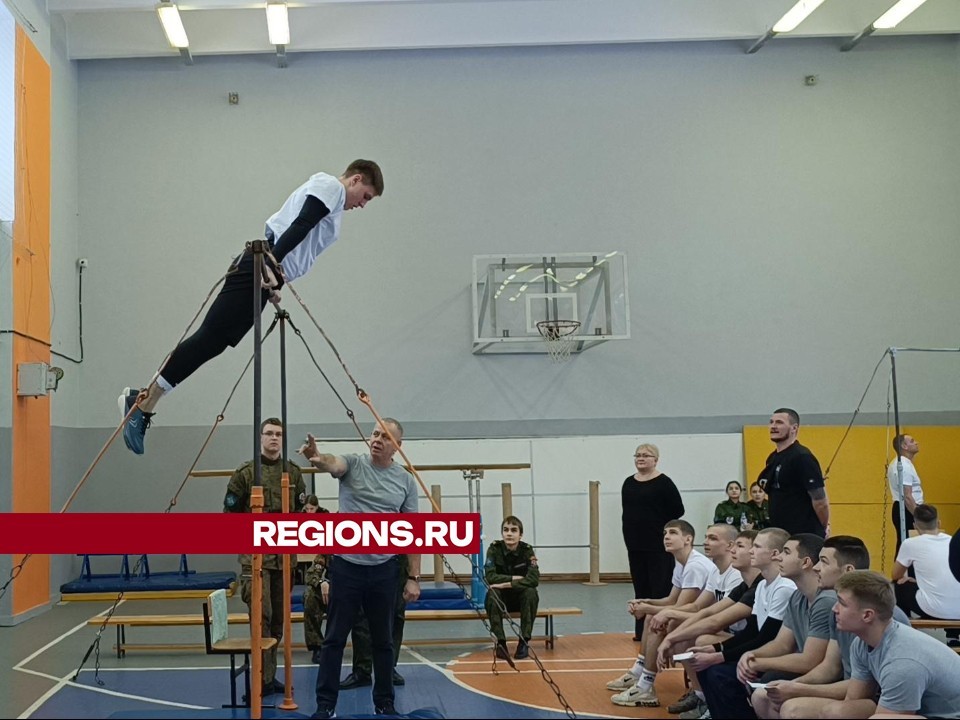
[
  {"x1": 893, "y1": 503, "x2": 960, "y2": 643},
  {"x1": 119, "y1": 160, "x2": 383, "y2": 455},
  {"x1": 606, "y1": 519, "x2": 716, "y2": 707}
]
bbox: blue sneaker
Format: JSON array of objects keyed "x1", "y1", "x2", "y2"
[{"x1": 118, "y1": 387, "x2": 152, "y2": 455}]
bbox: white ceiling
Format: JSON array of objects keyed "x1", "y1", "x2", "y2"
[{"x1": 46, "y1": 0, "x2": 960, "y2": 61}]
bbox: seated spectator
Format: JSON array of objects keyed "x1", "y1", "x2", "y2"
[
  {"x1": 819, "y1": 570, "x2": 960, "y2": 719},
  {"x1": 607, "y1": 520, "x2": 715, "y2": 707},
  {"x1": 893, "y1": 503, "x2": 960, "y2": 645},
  {"x1": 302, "y1": 501, "x2": 332, "y2": 662},
  {"x1": 747, "y1": 481, "x2": 771, "y2": 530},
  {"x1": 686, "y1": 527, "x2": 795, "y2": 719},
  {"x1": 484, "y1": 515, "x2": 539, "y2": 661},
  {"x1": 753, "y1": 536, "x2": 908, "y2": 719},
  {"x1": 657, "y1": 529, "x2": 760, "y2": 717},
  {"x1": 303, "y1": 494, "x2": 322, "y2": 513},
  {"x1": 714, "y1": 481, "x2": 758, "y2": 530}
]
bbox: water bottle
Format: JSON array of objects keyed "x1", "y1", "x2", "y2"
[{"x1": 740, "y1": 512, "x2": 748, "y2": 530}]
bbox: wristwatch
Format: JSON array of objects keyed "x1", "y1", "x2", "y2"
[{"x1": 407, "y1": 575, "x2": 421, "y2": 583}]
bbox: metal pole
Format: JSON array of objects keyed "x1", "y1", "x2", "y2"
[
  {"x1": 584, "y1": 480, "x2": 606, "y2": 586},
  {"x1": 431, "y1": 484, "x2": 444, "y2": 582},
  {"x1": 277, "y1": 309, "x2": 297, "y2": 711},
  {"x1": 250, "y1": 240, "x2": 266, "y2": 720},
  {"x1": 889, "y1": 348, "x2": 908, "y2": 554}
]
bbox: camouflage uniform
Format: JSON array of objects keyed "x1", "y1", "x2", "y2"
[
  {"x1": 303, "y1": 551, "x2": 330, "y2": 657},
  {"x1": 483, "y1": 540, "x2": 539, "y2": 642},
  {"x1": 748, "y1": 499, "x2": 771, "y2": 530},
  {"x1": 349, "y1": 553, "x2": 409, "y2": 676},
  {"x1": 223, "y1": 455, "x2": 305, "y2": 686},
  {"x1": 713, "y1": 500, "x2": 761, "y2": 529}
]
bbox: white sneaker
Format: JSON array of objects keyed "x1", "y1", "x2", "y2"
[
  {"x1": 605, "y1": 672, "x2": 638, "y2": 691},
  {"x1": 611, "y1": 685, "x2": 660, "y2": 707}
]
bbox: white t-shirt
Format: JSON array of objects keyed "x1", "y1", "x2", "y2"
[
  {"x1": 753, "y1": 574, "x2": 797, "y2": 628},
  {"x1": 265, "y1": 172, "x2": 345, "y2": 283},
  {"x1": 671, "y1": 549, "x2": 714, "y2": 592},
  {"x1": 706, "y1": 563, "x2": 744, "y2": 603},
  {"x1": 886, "y1": 456, "x2": 923, "y2": 505},
  {"x1": 895, "y1": 533, "x2": 960, "y2": 619}
]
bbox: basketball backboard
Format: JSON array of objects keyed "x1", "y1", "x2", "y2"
[{"x1": 472, "y1": 252, "x2": 630, "y2": 355}]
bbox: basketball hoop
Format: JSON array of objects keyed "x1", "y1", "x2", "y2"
[{"x1": 536, "y1": 320, "x2": 581, "y2": 363}]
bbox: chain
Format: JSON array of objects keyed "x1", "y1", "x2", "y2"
[
  {"x1": 285, "y1": 314, "x2": 369, "y2": 447},
  {"x1": 0, "y1": 554, "x2": 32, "y2": 603}
]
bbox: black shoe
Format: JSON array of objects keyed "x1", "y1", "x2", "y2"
[
  {"x1": 374, "y1": 702, "x2": 398, "y2": 716},
  {"x1": 514, "y1": 640, "x2": 530, "y2": 660},
  {"x1": 339, "y1": 671, "x2": 372, "y2": 690},
  {"x1": 311, "y1": 648, "x2": 322, "y2": 664},
  {"x1": 312, "y1": 707, "x2": 336, "y2": 719},
  {"x1": 392, "y1": 669, "x2": 405, "y2": 686},
  {"x1": 495, "y1": 641, "x2": 510, "y2": 661},
  {"x1": 263, "y1": 679, "x2": 286, "y2": 695}
]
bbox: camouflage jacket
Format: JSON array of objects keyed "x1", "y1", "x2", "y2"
[
  {"x1": 224, "y1": 454, "x2": 306, "y2": 568},
  {"x1": 484, "y1": 540, "x2": 539, "y2": 589}
]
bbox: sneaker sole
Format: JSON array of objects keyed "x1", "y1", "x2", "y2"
[{"x1": 612, "y1": 698, "x2": 660, "y2": 708}]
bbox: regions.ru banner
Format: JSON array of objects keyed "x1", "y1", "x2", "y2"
[{"x1": 0, "y1": 513, "x2": 480, "y2": 554}]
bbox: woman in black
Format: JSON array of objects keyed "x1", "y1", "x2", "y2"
[{"x1": 620, "y1": 443, "x2": 684, "y2": 640}]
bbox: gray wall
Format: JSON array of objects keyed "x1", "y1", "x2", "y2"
[{"x1": 75, "y1": 37, "x2": 960, "y2": 436}]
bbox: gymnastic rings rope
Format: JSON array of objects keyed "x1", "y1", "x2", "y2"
[{"x1": 821, "y1": 349, "x2": 889, "y2": 481}]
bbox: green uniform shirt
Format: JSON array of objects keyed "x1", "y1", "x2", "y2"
[
  {"x1": 713, "y1": 499, "x2": 760, "y2": 529},
  {"x1": 484, "y1": 540, "x2": 540, "y2": 589},
  {"x1": 224, "y1": 454, "x2": 306, "y2": 568}
]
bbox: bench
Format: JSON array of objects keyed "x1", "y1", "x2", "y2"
[
  {"x1": 910, "y1": 618, "x2": 960, "y2": 652},
  {"x1": 86, "y1": 607, "x2": 583, "y2": 657}
]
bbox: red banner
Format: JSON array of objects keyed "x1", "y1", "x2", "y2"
[{"x1": 0, "y1": 513, "x2": 480, "y2": 554}]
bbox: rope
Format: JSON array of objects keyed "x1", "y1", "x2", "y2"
[{"x1": 821, "y1": 350, "x2": 888, "y2": 481}]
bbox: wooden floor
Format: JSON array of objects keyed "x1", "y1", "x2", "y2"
[{"x1": 449, "y1": 632, "x2": 687, "y2": 718}]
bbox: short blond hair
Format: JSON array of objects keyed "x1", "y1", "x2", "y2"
[
  {"x1": 635, "y1": 443, "x2": 659, "y2": 460},
  {"x1": 835, "y1": 570, "x2": 895, "y2": 621}
]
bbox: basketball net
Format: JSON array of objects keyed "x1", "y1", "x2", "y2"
[{"x1": 536, "y1": 320, "x2": 581, "y2": 363}]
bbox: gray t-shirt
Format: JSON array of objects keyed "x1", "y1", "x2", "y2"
[
  {"x1": 783, "y1": 588, "x2": 835, "y2": 651},
  {"x1": 850, "y1": 620, "x2": 960, "y2": 717},
  {"x1": 337, "y1": 453, "x2": 418, "y2": 566},
  {"x1": 832, "y1": 608, "x2": 909, "y2": 680}
]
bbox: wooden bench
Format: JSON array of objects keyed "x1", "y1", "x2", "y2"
[
  {"x1": 910, "y1": 618, "x2": 960, "y2": 652},
  {"x1": 86, "y1": 606, "x2": 583, "y2": 657}
]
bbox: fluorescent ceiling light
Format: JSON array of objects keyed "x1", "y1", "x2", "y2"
[
  {"x1": 156, "y1": 2, "x2": 189, "y2": 49},
  {"x1": 772, "y1": 0, "x2": 826, "y2": 33},
  {"x1": 266, "y1": 2, "x2": 290, "y2": 46},
  {"x1": 874, "y1": 0, "x2": 929, "y2": 29}
]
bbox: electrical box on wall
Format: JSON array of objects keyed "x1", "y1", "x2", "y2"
[{"x1": 17, "y1": 362, "x2": 63, "y2": 396}]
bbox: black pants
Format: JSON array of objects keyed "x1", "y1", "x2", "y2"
[
  {"x1": 315, "y1": 556, "x2": 399, "y2": 712},
  {"x1": 895, "y1": 580, "x2": 960, "y2": 640},
  {"x1": 160, "y1": 248, "x2": 274, "y2": 388},
  {"x1": 891, "y1": 501, "x2": 915, "y2": 557},
  {"x1": 698, "y1": 662, "x2": 757, "y2": 719},
  {"x1": 627, "y1": 549, "x2": 674, "y2": 638}
]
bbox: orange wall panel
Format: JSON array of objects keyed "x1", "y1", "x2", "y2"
[{"x1": 10, "y1": 25, "x2": 52, "y2": 616}]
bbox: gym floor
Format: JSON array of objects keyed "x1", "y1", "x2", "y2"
[{"x1": 2, "y1": 581, "x2": 680, "y2": 719}]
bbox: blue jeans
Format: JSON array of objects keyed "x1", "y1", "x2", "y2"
[{"x1": 315, "y1": 556, "x2": 399, "y2": 712}]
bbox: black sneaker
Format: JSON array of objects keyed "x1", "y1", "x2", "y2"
[
  {"x1": 374, "y1": 702, "x2": 397, "y2": 716},
  {"x1": 312, "y1": 707, "x2": 336, "y2": 719},
  {"x1": 339, "y1": 671, "x2": 372, "y2": 690},
  {"x1": 495, "y1": 641, "x2": 510, "y2": 661},
  {"x1": 514, "y1": 640, "x2": 530, "y2": 660},
  {"x1": 263, "y1": 679, "x2": 286, "y2": 695},
  {"x1": 392, "y1": 669, "x2": 405, "y2": 686}
]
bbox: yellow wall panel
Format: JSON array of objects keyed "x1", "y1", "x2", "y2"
[{"x1": 744, "y1": 425, "x2": 960, "y2": 573}]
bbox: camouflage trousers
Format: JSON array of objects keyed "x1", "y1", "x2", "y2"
[
  {"x1": 484, "y1": 586, "x2": 539, "y2": 642},
  {"x1": 240, "y1": 565, "x2": 285, "y2": 685}
]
